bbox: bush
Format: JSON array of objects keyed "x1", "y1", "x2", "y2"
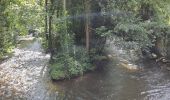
[{"x1": 50, "y1": 47, "x2": 93, "y2": 80}]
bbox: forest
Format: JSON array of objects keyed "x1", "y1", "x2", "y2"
[{"x1": 1, "y1": 0, "x2": 170, "y2": 99}]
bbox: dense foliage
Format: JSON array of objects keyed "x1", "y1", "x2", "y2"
[
  {"x1": 46, "y1": 0, "x2": 170, "y2": 80},
  {"x1": 1, "y1": 0, "x2": 170, "y2": 80},
  {"x1": 95, "y1": 0, "x2": 170, "y2": 58},
  {"x1": 0, "y1": 0, "x2": 43, "y2": 58}
]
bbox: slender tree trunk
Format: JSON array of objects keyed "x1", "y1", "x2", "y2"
[
  {"x1": 63, "y1": 0, "x2": 69, "y2": 53},
  {"x1": 48, "y1": 0, "x2": 54, "y2": 58},
  {"x1": 155, "y1": 36, "x2": 167, "y2": 57},
  {"x1": 167, "y1": 36, "x2": 170, "y2": 59},
  {"x1": 45, "y1": 0, "x2": 48, "y2": 40},
  {"x1": 49, "y1": 15, "x2": 53, "y2": 58},
  {"x1": 63, "y1": 0, "x2": 66, "y2": 11},
  {"x1": 85, "y1": 0, "x2": 90, "y2": 52}
]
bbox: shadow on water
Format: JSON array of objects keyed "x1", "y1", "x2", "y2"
[
  {"x1": 1, "y1": 37, "x2": 170, "y2": 100},
  {"x1": 47, "y1": 58, "x2": 170, "y2": 100},
  {"x1": 15, "y1": 39, "x2": 168, "y2": 100}
]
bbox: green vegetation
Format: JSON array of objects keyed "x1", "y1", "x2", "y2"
[
  {"x1": 1, "y1": 0, "x2": 170, "y2": 80},
  {"x1": 50, "y1": 49, "x2": 93, "y2": 80},
  {"x1": 0, "y1": 0, "x2": 43, "y2": 58},
  {"x1": 43, "y1": 0, "x2": 170, "y2": 80},
  {"x1": 0, "y1": 0, "x2": 12, "y2": 58}
]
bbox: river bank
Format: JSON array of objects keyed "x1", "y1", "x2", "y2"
[
  {"x1": 0, "y1": 39, "x2": 50, "y2": 99},
  {"x1": 1, "y1": 38, "x2": 170, "y2": 100}
]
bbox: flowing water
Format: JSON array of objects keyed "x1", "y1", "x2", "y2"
[
  {"x1": 53, "y1": 60, "x2": 170, "y2": 100},
  {"x1": 0, "y1": 39, "x2": 170, "y2": 100}
]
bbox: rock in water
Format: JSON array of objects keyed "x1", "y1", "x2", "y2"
[
  {"x1": 119, "y1": 61, "x2": 139, "y2": 70},
  {"x1": 151, "y1": 53, "x2": 157, "y2": 59}
]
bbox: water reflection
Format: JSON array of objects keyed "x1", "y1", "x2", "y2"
[
  {"x1": 51, "y1": 60, "x2": 170, "y2": 100},
  {"x1": 1, "y1": 38, "x2": 170, "y2": 100}
]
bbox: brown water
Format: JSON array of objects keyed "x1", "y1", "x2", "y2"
[
  {"x1": 1, "y1": 39, "x2": 170, "y2": 100},
  {"x1": 53, "y1": 60, "x2": 170, "y2": 100}
]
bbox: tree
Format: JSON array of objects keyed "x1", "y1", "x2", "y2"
[
  {"x1": 84, "y1": 0, "x2": 91, "y2": 52},
  {"x1": 45, "y1": 0, "x2": 49, "y2": 40}
]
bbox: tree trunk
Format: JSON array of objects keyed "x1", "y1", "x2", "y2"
[
  {"x1": 62, "y1": 0, "x2": 70, "y2": 53},
  {"x1": 45, "y1": 0, "x2": 48, "y2": 40},
  {"x1": 49, "y1": 16, "x2": 52, "y2": 54},
  {"x1": 167, "y1": 43, "x2": 170, "y2": 59},
  {"x1": 63, "y1": 0, "x2": 66, "y2": 11},
  {"x1": 48, "y1": 0, "x2": 53, "y2": 58},
  {"x1": 85, "y1": 0, "x2": 91, "y2": 52},
  {"x1": 155, "y1": 36, "x2": 167, "y2": 57}
]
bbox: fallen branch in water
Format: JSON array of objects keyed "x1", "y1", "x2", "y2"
[{"x1": 156, "y1": 57, "x2": 170, "y2": 63}]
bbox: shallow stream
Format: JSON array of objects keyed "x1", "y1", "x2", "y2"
[{"x1": 0, "y1": 39, "x2": 170, "y2": 100}]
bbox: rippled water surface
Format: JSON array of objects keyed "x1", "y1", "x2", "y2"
[
  {"x1": 0, "y1": 39, "x2": 170, "y2": 100},
  {"x1": 54, "y1": 60, "x2": 170, "y2": 100}
]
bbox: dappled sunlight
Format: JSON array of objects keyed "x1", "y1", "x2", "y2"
[
  {"x1": 1, "y1": 0, "x2": 170, "y2": 100},
  {"x1": 0, "y1": 39, "x2": 50, "y2": 99}
]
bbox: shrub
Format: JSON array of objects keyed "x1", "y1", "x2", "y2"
[{"x1": 50, "y1": 47, "x2": 93, "y2": 80}]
